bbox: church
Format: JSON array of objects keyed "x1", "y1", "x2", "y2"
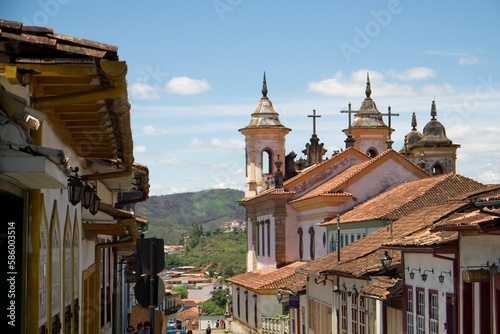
[{"x1": 227, "y1": 73, "x2": 500, "y2": 333}]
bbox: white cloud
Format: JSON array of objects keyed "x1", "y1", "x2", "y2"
[
  {"x1": 307, "y1": 70, "x2": 415, "y2": 97},
  {"x1": 188, "y1": 138, "x2": 244, "y2": 150},
  {"x1": 458, "y1": 57, "x2": 479, "y2": 66},
  {"x1": 388, "y1": 67, "x2": 436, "y2": 81},
  {"x1": 157, "y1": 158, "x2": 184, "y2": 166},
  {"x1": 165, "y1": 76, "x2": 211, "y2": 95},
  {"x1": 189, "y1": 138, "x2": 205, "y2": 149},
  {"x1": 142, "y1": 125, "x2": 162, "y2": 136},
  {"x1": 420, "y1": 83, "x2": 456, "y2": 96},
  {"x1": 129, "y1": 82, "x2": 160, "y2": 100},
  {"x1": 134, "y1": 145, "x2": 147, "y2": 153},
  {"x1": 479, "y1": 170, "x2": 500, "y2": 183}
]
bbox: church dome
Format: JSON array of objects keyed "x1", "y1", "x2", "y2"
[
  {"x1": 239, "y1": 72, "x2": 290, "y2": 130},
  {"x1": 351, "y1": 73, "x2": 388, "y2": 129},
  {"x1": 415, "y1": 101, "x2": 452, "y2": 147},
  {"x1": 405, "y1": 112, "x2": 423, "y2": 150}
]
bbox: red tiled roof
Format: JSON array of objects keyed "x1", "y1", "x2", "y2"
[
  {"x1": 384, "y1": 229, "x2": 458, "y2": 248},
  {"x1": 227, "y1": 262, "x2": 306, "y2": 290},
  {"x1": 176, "y1": 306, "x2": 199, "y2": 321},
  {"x1": 431, "y1": 208, "x2": 500, "y2": 231},
  {"x1": 291, "y1": 150, "x2": 417, "y2": 203},
  {"x1": 321, "y1": 173, "x2": 487, "y2": 226},
  {"x1": 284, "y1": 147, "x2": 369, "y2": 184},
  {"x1": 240, "y1": 147, "x2": 368, "y2": 202},
  {"x1": 297, "y1": 202, "x2": 467, "y2": 276},
  {"x1": 362, "y1": 276, "x2": 401, "y2": 300}
]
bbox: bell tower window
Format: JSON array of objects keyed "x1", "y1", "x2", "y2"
[
  {"x1": 262, "y1": 150, "x2": 272, "y2": 174},
  {"x1": 432, "y1": 164, "x2": 443, "y2": 175},
  {"x1": 367, "y1": 148, "x2": 378, "y2": 158}
]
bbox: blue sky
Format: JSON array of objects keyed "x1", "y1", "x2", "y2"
[{"x1": 4, "y1": 0, "x2": 500, "y2": 195}]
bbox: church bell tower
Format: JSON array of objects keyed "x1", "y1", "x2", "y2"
[{"x1": 239, "y1": 73, "x2": 291, "y2": 198}]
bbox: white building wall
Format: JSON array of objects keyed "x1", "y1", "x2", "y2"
[
  {"x1": 404, "y1": 252, "x2": 455, "y2": 334},
  {"x1": 255, "y1": 214, "x2": 275, "y2": 269},
  {"x1": 345, "y1": 160, "x2": 421, "y2": 205},
  {"x1": 460, "y1": 233, "x2": 500, "y2": 334}
]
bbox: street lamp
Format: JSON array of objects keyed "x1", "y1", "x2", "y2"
[
  {"x1": 276, "y1": 291, "x2": 283, "y2": 303},
  {"x1": 67, "y1": 167, "x2": 100, "y2": 215},
  {"x1": 67, "y1": 167, "x2": 84, "y2": 205},
  {"x1": 380, "y1": 251, "x2": 392, "y2": 270}
]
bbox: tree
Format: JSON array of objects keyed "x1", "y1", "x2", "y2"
[
  {"x1": 210, "y1": 288, "x2": 228, "y2": 308},
  {"x1": 201, "y1": 300, "x2": 225, "y2": 316},
  {"x1": 169, "y1": 285, "x2": 188, "y2": 299},
  {"x1": 188, "y1": 222, "x2": 204, "y2": 249}
]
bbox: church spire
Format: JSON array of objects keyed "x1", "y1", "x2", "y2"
[
  {"x1": 431, "y1": 100, "x2": 437, "y2": 120},
  {"x1": 262, "y1": 71, "x2": 268, "y2": 98},
  {"x1": 411, "y1": 112, "x2": 417, "y2": 130},
  {"x1": 365, "y1": 72, "x2": 372, "y2": 98}
]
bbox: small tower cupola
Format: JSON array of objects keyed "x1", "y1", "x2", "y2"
[
  {"x1": 404, "y1": 100, "x2": 460, "y2": 175},
  {"x1": 401, "y1": 112, "x2": 423, "y2": 154},
  {"x1": 418, "y1": 101, "x2": 451, "y2": 146},
  {"x1": 341, "y1": 73, "x2": 394, "y2": 157},
  {"x1": 239, "y1": 72, "x2": 291, "y2": 198}
]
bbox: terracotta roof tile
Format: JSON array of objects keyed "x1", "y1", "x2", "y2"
[
  {"x1": 240, "y1": 148, "x2": 368, "y2": 202},
  {"x1": 176, "y1": 306, "x2": 199, "y2": 321},
  {"x1": 284, "y1": 147, "x2": 368, "y2": 184},
  {"x1": 321, "y1": 173, "x2": 487, "y2": 226},
  {"x1": 297, "y1": 202, "x2": 467, "y2": 276},
  {"x1": 385, "y1": 230, "x2": 458, "y2": 248},
  {"x1": 431, "y1": 208, "x2": 500, "y2": 231},
  {"x1": 227, "y1": 262, "x2": 306, "y2": 290},
  {"x1": 290, "y1": 160, "x2": 373, "y2": 203},
  {"x1": 362, "y1": 276, "x2": 401, "y2": 300}
]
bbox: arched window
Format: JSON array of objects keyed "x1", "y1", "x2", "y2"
[
  {"x1": 261, "y1": 222, "x2": 265, "y2": 256},
  {"x1": 245, "y1": 291, "x2": 249, "y2": 322},
  {"x1": 266, "y1": 220, "x2": 271, "y2": 257},
  {"x1": 50, "y1": 218, "x2": 61, "y2": 321},
  {"x1": 255, "y1": 222, "x2": 260, "y2": 256},
  {"x1": 262, "y1": 150, "x2": 272, "y2": 174},
  {"x1": 432, "y1": 164, "x2": 443, "y2": 175},
  {"x1": 63, "y1": 217, "x2": 72, "y2": 334},
  {"x1": 237, "y1": 288, "x2": 241, "y2": 317},
  {"x1": 39, "y1": 216, "x2": 48, "y2": 327},
  {"x1": 366, "y1": 148, "x2": 378, "y2": 158},
  {"x1": 297, "y1": 228, "x2": 304, "y2": 261},
  {"x1": 72, "y1": 215, "x2": 80, "y2": 334},
  {"x1": 308, "y1": 227, "x2": 315, "y2": 260}
]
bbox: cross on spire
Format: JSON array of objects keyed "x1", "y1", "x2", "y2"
[
  {"x1": 340, "y1": 102, "x2": 358, "y2": 148},
  {"x1": 308, "y1": 109, "x2": 321, "y2": 135},
  {"x1": 340, "y1": 102, "x2": 358, "y2": 134},
  {"x1": 381, "y1": 106, "x2": 400, "y2": 149}
]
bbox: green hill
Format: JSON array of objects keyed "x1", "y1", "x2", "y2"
[
  {"x1": 167, "y1": 231, "x2": 247, "y2": 278},
  {"x1": 135, "y1": 189, "x2": 245, "y2": 245}
]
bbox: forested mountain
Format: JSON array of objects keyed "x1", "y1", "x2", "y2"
[{"x1": 135, "y1": 189, "x2": 245, "y2": 245}]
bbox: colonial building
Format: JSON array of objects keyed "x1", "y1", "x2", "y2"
[
  {"x1": 297, "y1": 173, "x2": 489, "y2": 334},
  {"x1": 0, "y1": 20, "x2": 149, "y2": 334},
  {"x1": 228, "y1": 68, "x2": 498, "y2": 334}
]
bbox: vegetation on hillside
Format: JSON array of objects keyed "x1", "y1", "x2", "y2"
[
  {"x1": 166, "y1": 230, "x2": 246, "y2": 278},
  {"x1": 201, "y1": 289, "x2": 228, "y2": 316},
  {"x1": 135, "y1": 189, "x2": 245, "y2": 245}
]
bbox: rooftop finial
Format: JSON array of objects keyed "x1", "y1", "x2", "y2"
[
  {"x1": 262, "y1": 71, "x2": 268, "y2": 98},
  {"x1": 431, "y1": 100, "x2": 437, "y2": 120},
  {"x1": 411, "y1": 112, "x2": 417, "y2": 130},
  {"x1": 365, "y1": 72, "x2": 372, "y2": 98}
]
